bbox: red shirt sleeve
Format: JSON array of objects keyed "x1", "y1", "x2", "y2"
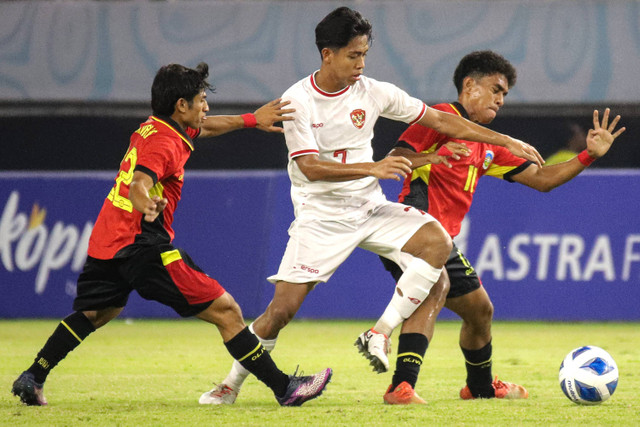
[{"x1": 136, "y1": 135, "x2": 180, "y2": 182}]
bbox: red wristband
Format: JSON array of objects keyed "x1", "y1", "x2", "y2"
[
  {"x1": 577, "y1": 150, "x2": 596, "y2": 167},
  {"x1": 241, "y1": 113, "x2": 257, "y2": 128}
]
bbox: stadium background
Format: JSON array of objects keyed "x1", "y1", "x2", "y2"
[{"x1": 1, "y1": 0, "x2": 639, "y2": 321}]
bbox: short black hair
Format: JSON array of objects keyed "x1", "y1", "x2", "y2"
[
  {"x1": 151, "y1": 62, "x2": 214, "y2": 116},
  {"x1": 453, "y1": 51, "x2": 517, "y2": 94},
  {"x1": 315, "y1": 7, "x2": 372, "y2": 54}
]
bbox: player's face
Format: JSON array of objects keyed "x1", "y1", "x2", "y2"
[
  {"x1": 184, "y1": 90, "x2": 209, "y2": 129},
  {"x1": 323, "y1": 35, "x2": 369, "y2": 91},
  {"x1": 464, "y1": 73, "x2": 509, "y2": 124}
]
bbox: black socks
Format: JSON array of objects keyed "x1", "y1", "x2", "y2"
[
  {"x1": 462, "y1": 340, "x2": 494, "y2": 398},
  {"x1": 224, "y1": 327, "x2": 288, "y2": 397},
  {"x1": 391, "y1": 333, "x2": 429, "y2": 389},
  {"x1": 27, "y1": 311, "x2": 96, "y2": 384}
]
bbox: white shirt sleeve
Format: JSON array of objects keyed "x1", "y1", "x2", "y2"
[
  {"x1": 370, "y1": 80, "x2": 427, "y2": 125},
  {"x1": 282, "y1": 92, "x2": 319, "y2": 159}
]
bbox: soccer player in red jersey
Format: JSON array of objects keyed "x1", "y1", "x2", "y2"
[
  {"x1": 380, "y1": 51, "x2": 626, "y2": 404},
  {"x1": 12, "y1": 62, "x2": 332, "y2": 407}
]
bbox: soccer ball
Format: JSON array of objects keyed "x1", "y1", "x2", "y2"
[{"x1": 559, "y1": 345, "x2": 618, "y2": 405}]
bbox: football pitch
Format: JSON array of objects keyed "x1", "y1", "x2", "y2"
[{"x1": 1, "y1": 319, "x2": 638, "y2": 426}]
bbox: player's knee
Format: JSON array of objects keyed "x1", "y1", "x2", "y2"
[
  {"x1": 83, "y1": 307, "x2": 122, "y2": 329},
  {"x1": 202, "y1": 292, "x2": 244, "y2": 325},
  {"x1": 431, "y1": 274, "x2": 450, "y2": 300},
  {"x1": 406, "y1": 222, "x2": 452, "y2": 266},
  {"x1": 480, "y1": 299, "x2": 494, "y2": 323},
  {"x1": 429, "y1": 223, "x2": 453, "y2": 258},
  {"x1": 466, "y1": 299, "x2": 494, "y2": 330}
]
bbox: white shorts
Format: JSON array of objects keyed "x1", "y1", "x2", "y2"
[{"x1": 267, "y1": 200, "x2": 437, "y2": 284}]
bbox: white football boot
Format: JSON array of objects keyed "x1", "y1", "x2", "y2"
[
  {"x1": 199, "y1": 383, "x2": 238, "y2": 405},
  {"x1": 355, "y1": 328, "x2": 391, "y2": 373}
]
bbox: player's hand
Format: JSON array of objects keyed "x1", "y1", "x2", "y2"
[
  {"x1": 586, "y1": 108, "x2": 626, "y2": 159},
  {"x1": 371, "y1": 156, "x2": 413, "y2": 181},
  {"x1": 143, "y1": 195, "x2": 168, "y2": 222},
  {"x1": 506, "y1": 138, "x2": 544, "y2": 167},
  {"x1": 254, "y1": 98, "x2": 296, "y2": 133},
  {"x1": 430, "y1": 142, "x2": 471, "y2": 168},
  {"x1": 444, "y1": 142, "x2": 471, "y2": 158}
]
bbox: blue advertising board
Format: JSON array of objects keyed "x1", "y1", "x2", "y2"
[{"x1": 1, "y1": 170, "x2": 639, "y2": 320}]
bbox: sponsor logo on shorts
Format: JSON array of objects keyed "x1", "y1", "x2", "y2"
[
  {"x1": 408, "y1": 297, "x2": 422, "y2": 305},
  {"x1": 311, "y1": 123, "x2": 324, "y2": 128},
  {"x1": 300, "y1": 264, "x2": 320, "y2": 274}
]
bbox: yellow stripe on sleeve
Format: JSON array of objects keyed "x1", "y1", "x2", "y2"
[{"x1": 485, "y1": 164, "x2": 518, "y2": 178}]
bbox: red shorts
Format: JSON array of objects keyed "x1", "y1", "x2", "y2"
[{"x1": 73, "y1": 244, "x2": 225, "y2": 317}]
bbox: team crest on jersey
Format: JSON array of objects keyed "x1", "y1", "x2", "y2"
[
  {"x1": 350, "y1": 109, "x2": 366, "y2": 129},
  {"x1": 483, "y1": 150, "x2": 494, "y2": 170}
]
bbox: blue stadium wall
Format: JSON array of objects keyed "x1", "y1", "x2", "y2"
[{"x1": 2, "y1": 170, "x2": 639, "y2": 321}]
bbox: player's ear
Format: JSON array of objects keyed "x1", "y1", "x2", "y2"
[
  {"x1": 174, "y1": 98, "x2": 188, "y2": 114},
  {"x1": 321, "y1": 47, "x2": 333, "y2": 64},
  {"x1": 462, "y1": 76, "x2": 476, "y2": 93}
]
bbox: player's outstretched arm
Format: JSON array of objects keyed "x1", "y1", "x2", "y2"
[
  {"x1": 295, "y1": 154, "x2": 413, "y2": 182},
  {"x1": 388, "y1": 142, "x2": 471, "y2": 169},
  {"x1": 512, "y1": 108, "x2": 626, "y2": 192},
  {"x1": 199, "y1": 98, "x2": 295, "y2": 138},
  {"x1": 419, "y1": 107, "x2": 544, "y2": 166}
]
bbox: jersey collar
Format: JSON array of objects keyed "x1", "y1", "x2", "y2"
[
  {"x1": 150, "y1": 115, "x2": 195, "y2": 151},
  {"x1": 310, "y1": 72, "x2": 351, "y2": 97},
  {"x1": 450, "y1": 102, "x2": 469, "y2": 120}
]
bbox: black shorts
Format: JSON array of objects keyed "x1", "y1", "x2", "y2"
[
  {"x1": 380, "y1": 242, "x2": 481, "y2": 299},
  {"x1": 73, "y1": 244, "x2": 226, "y2": 317}
]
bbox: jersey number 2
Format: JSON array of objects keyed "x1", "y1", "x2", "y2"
[{"x1": 107, "y1": 147, "x2": 137, "y2": 213}]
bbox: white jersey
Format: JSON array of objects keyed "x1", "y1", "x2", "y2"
[{"x1": 282, "y1": 73, "x2": 427, "y2": 220}]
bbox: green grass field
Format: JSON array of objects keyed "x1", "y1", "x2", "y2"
[{"x1": 1, "y1": 319, "x2": 638, "y2": 426}]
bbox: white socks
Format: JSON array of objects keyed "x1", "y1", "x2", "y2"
[
  {"x1": 374, "y1": 257, "x2": 442, "y2": 336},
  {"x1": 223, "y1": 322, "x2": 277, "y2": 391}
]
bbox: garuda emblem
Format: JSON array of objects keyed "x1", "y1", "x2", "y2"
[{"x1": 350, "y1": 109, "x2": 366, "y2": 129}]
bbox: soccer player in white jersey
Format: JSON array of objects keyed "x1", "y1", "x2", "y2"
[{"x1": 200, "y1": 6, "x2": 544, "y2": 405}]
